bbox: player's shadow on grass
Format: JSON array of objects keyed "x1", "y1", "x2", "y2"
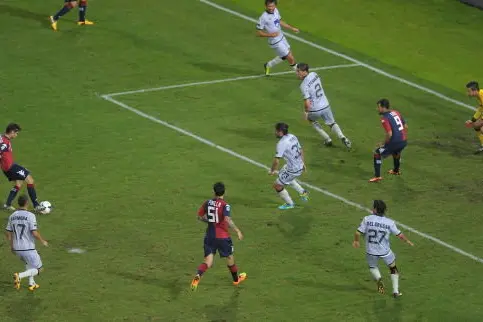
[
  {"x1": 0, "y1": 4, "x2": 47, "y2": 26},
  {"x1": 274, "y1": 211, "x2": 313, "y2": 239},
  {"x1": 112, "y1": 271, "x2": 184, "y2": 301},
  {"x1": 411, "y1": 136, "x2": 472, "y2": 158},
  {"x1": 204, "y1": 288, "x2": 240, "y2": 322},
  {"x1": 6, "y1": 296, "x2": 42, "y2": 322},
  {"x1": 288, "y1": 278, "x2": 369, "y2": 293}
]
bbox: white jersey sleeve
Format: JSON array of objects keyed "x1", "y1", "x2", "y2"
[
  {"x1": 256, "y1": 14, "x2": 266, "y2": 31},
  {"x1": 389, "y1": 221, "x2": 401, "y2": 236},
  {"x1": 357, "y1": 217, "x2": 367, "y2": 234}
]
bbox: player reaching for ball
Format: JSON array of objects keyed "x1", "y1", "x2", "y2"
[
  {"x1": 190, "y1": 182, "x2": 247, "y2": 291},
  {"x1": 296, "y1": 63, "x2": 352, "y2": 149},
  {"x1": 369, "y1": 99, "x2": 408, "y2": 183},
  {"x1": 256, "y1": 0, "x2": 299, "y2": 76},
  {"x1": 0, "y1": 123, "x2": 43, "y2": 212},
  {"x1": 464, "y1": 81, "x2": 483, "y2": 154},
  {"x1": 353, "y1": 200, "x2": 414, "y2": 298},
  {"x1": 269, "y1": 122, "x2": 309, "y2": 210}
]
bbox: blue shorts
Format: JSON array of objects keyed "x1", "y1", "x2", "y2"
[
  {"x1": 377, "y1": 141, "x2": 407, "y2": 158},
  {"x1": 3, "y1": 164, "x2": 30, "y2": 182},
  {"x1": 203, "y1": 237, "x2": 234, "y2": 258}
]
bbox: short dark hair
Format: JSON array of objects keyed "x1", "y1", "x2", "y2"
[
  {"x1": 466, "y1": 81, "x2": 479, "y2": 91},
  {"x1": 265, "y1": 0, "x2": 277, "y2": 5},
  {"x1": 18, "y1": 195, "x2": 28, "y2": 207},
  {"x1": 373, "y1": 200, "x2": 387, "y2": 215},
  {"x1": 213, "y1": 182, "x2": 225, "y2": 197},
  {"x1": 5, "y1": 123, "x2": 21, "y2": 134},
  {"x1": 377, "y1": 99, "x2": 390, "y2": 109},
  {"x1": 297, "y1": 63, "x2": 309, "y2": 72},
  {"x1": 275, "y1": 122, "x2": 289, "y2": 135}
]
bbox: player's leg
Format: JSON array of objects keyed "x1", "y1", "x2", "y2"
[
  {"x1": 220, "y1": 239, "x2": 246, "y2": 285},
  {"x1": 191, "y1": 238, "x2": 215, "y2": 290},
  {"x1": 24, "y1": 174, "x2": 41, "y2": 209},
  {"x1": 273, "y1": 168, "x2": 295, "y2": 209},
  {"x1": 366, "y1": 254, "x2": 384, "y2": 294},
  {"x1": 282, "y1": 39, "x2": 297, "y2": 71},
  {"x1": 384, "y1": 252, "x2": 401, "y2": 298},
  {"x1": 323, "y1": 108, "x2": 351, "y2": 149},
  {"x1": 14, "y1": 251, "x2": 42, "y2": 290},
  {"x1": 77, "y1": 0, "x2": 94, "y2": 25},
  {"x1": 50, "y1": 1, "x2": 77, "y2": 31},
  {"x1": 307, "y1": 112, "x2": 332, "y2": 145},
  {"x1": 473, "y1": 121, "x2": 483, "y2": 153},
  {"x1": 4, "y1": 180, "x2": 22, "y2": 210},
  {"x1": 265, "y1": 40, "x2": 293, "y2": 75},
  {"x1": 388, "y1": 142, "x2": 406, "y2": 175},
  {"x1": 369, "y1": 146, "x2": 392, "y2": 182}
]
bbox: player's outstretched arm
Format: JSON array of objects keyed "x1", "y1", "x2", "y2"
[
  {"x1": 256, "y1": 30, "x2": 279, "y2": 38},
  {"x1": 280, "y1": 20, "x2": 299, "y2": 33},
  {"x1": 397, "y1": 233, "x2": 414, "y2": 246},
  {"x1": 269, "y1": 157, "x2": 280, "y2": 175},
  {"x1": 352, "y1": 231, "x2": 361, "y2": 248},
  {"x1": 5, "y1": 231, "x2": 13, "y2": 252},
  {"x1": 32, "y1": 231, "x2": 48, "y2": 247},
  {"x1": 226, "y1": 217, "x2": 243, "y2": 240}
]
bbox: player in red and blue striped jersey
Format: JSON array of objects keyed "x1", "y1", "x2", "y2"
[
  {"x1": 190, "y1": 182, "x2": 247, "y2": 291},
  {"x1": 369, "y1": 99, "x2": 408, "y2": 183}
]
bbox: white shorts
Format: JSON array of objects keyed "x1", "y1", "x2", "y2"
[
  {"x1": 366, "y1": 250, "x2": 396, "y2": 268},
  {"x1": 307, "y1": 106, "x2": 336, "y2": 126},
  {"x1": 270, "y1": 37, "x2": 291, "y2": 58},
  {"x1": 276, "y1": 165, "x2": 303, "y2": 185},
  {"x1": 15, "y1": 250, "x2": 43, "y2": 269}
]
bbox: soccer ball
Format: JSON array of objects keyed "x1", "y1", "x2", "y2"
[{"x1": 39, "y1": 201, "x2": 52, "y2": 215}]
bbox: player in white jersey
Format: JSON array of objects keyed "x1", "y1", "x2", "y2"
[
  {"x1": 5, "y1": 195, "x2": 48, "y2": 291},
  {"x1": 353, "y1": 200, "x2": 414, "y2": 298},
  {"x1": 256, "y1": 0, "x2": 299, "y2": 76},
  {"x1": 296, "y1": 63, "x2": 352, "y2": 149},
  {"x1": 269, "y1": 122, "x2": 308, "y2": 210}
]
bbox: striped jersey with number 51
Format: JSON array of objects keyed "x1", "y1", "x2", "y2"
[
  {"x1": 300, "y1": 72, "x2": 329, "y2": 112},
  {"x1": 357, "y1": 214, "x2": 401, "y2": 256},
  {"x1": 198, "y1": 198, "x2": 231, "y2": 239}
]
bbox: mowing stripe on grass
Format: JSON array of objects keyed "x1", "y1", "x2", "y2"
[
  {"x1": 101, "y1": 93, "x2": 483, "y2": 264},
  {"x1": 104, "y1": 64, "x2": 361, "y2": 97},
  {"x1": 199, "y1": 0, "x2": 476, "y2": 112}
]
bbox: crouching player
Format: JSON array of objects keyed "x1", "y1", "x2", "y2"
[{"x1": 464, "y1": 81, "x2": 483, "y2": 154}]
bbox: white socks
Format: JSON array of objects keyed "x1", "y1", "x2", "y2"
[
  {"x1": 369, "y1": 267, "x2": 382, "y2": 281},
  {"x1": 331, "y1": 123, "x2": 345, "y2": 139},
  {"x1": 391, "y1": 273, "x2": 399, "y2": 294},
  {"x1": 291, "y1": 63, "x2": 297, "y2": 71},
  {"x1": 278, "y1": 189, "x2": 294, "y2": 205},
  {"x1": 290, "y1": 180, "x2": 305, "y2": 194},
  {"x1": 312, "y1": 122, "x2": 331, "y2": 141},
  {"x1": 267, "y1": 56, "x2": 283, "y2": 68},
  {"x1": 19, "y1": 268, "x2": 39, "y2": 280}
]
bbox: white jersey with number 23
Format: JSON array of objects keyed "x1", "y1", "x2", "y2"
[{"x1": 275, "y1": 134, "x2": 304, "y2": 172}]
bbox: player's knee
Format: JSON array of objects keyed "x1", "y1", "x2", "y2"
[
  {"x1": 393, "y1": 153, "x2": 400, "y2": 159},
  {"x1": 25, "y1": 175, "x2": 34, "y2": 184},
  {"x1": 79, "y1": 0, "x2": 87, "y2": 5},
  {"x1": 389, "y1": 265, "x2": 398, "y2": 274},
  {"x1": 67, "y1": 1, "x2": 77, "y2": 8},
  {"x1": 273, "y1": 183, "x2": 284, "y2": 192}
]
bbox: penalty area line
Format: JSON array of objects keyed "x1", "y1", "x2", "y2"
[
  {"x1": 101, "y1": 63, "x2": 361, "y2": 97},
  {"x1": 100, "y1": 94, "x2": 483, "y2": 264}
]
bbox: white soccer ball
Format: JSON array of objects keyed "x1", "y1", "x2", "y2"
[{"x1": 39, "y1": 201, "x2": 52, "y2": 215}]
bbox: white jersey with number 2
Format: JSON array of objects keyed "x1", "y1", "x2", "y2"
[
  {"x1": 300, "y1": 72, "x2": 330, "y2": 111},
  {"x1": 275, "y1": 134, "x2": 304, "y2": 172},
  {"x1": 357, "y1": 214, "x2": 401, "y2": 256}
]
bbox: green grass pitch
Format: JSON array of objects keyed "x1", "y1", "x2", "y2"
[{"x1": 1, "y1": 0, "x2": 483, "y2": 321}]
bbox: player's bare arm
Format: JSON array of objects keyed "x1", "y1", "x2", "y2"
[
  {"x1": 352, "y1": 231, "x2": 362, "y2": 248},
  {"x1": 198, "y1": 214, "x2": 208, "y2": 223},
  {"x1": 397, "y1": 233, "x2": 414, "y2": 246},
  {"x1": 225, "y1": 217, "x2": 243, "y2": 240},
  {"x1": 269, "y1": 157, "x2": 280, "y2": 175},
  {"x1": 5, "y1": 231, "x2": 13, "y2": 252},
  {"x1": 32, "y1": 230, "x2": 48, "y2": 247},
  {"x1": 280, "y1": 20, "x2": 299, "y2": 33},
  {"x1": 300, "y1": 148, "x2": 307, "y2": 172},
  {"x1": 256, "y1": 30, "x2": 279, "y2": 38}
]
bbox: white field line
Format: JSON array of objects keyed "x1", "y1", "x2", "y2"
[
  {"x1": 103, "y1": 63, "x2": 360, "y2": 97},
  {"x1": 100, "y1": 94, "x2": 483, "y2": 264},
  {"x1": 199, "y1": 0, "x2": 476, "y2": 112}
]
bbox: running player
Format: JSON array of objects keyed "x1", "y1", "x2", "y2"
[
  {"x1": 49, "y1": 0, "x2": 94, "y2": 31},
  {"x1": 269, "y1": 122, "x2": 308, "y2": 210},
  {"x1": 190, "y1": 182, "x2": 246, "y2": 291},
  {"x1": 353, "y1": 200, "x2": 414, "y2": 298},
  {"x1": 256, "y1": 0, "x2": 299, "y2": 75},
  {"x1": 297, "y1": 63, "x2": 352, "y2": 149},
  {"x1": 5, "y1": 195, "x2": 49, "y2": 291}
]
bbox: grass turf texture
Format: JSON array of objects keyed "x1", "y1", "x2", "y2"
[{"x1": 1, "y1": 0, "x2": 483, "y2": 321}]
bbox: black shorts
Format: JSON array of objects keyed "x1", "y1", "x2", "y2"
[
  {"x1": 377, "y1": 141, "x2": 407, "y2": 158},
  {"x1": 3, "y1": 164, "x2": 30, "y2": 181},
  {"x1": 203, "y1": 237, "x2": 234, "y2": 258}
]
